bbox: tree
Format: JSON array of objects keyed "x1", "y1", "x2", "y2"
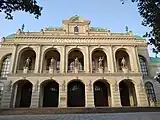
[
  {"x1": 0, "y1": 0, "x2": 42, "y2": 19},
  {"x1": 121, "y1": 0, "x2": 160, "y2": 55}
]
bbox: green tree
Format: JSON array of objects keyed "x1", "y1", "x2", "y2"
[
  {"x1": 122, "y1": 0, "x2": 160, "y2": 54},
  {"x1": 0, "y1": 0, "x2": 42, "y2": 19}
]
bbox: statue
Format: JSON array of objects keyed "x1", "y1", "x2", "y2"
[
  {"x1": 50, "y1": 57, "x2": 55, "y2": 69},
  {"x1": 121, "y1": 57, "x2": 126, "y2": 68},
  {"x1": 74, "y1": 57, "x2": 79, "y2": 68},
  {"x1": 98, "y1": 57, "x2": 103, "y2": 68},
  {"x1": 24, "y1": 57, "x2": 31, "y2": 68}
]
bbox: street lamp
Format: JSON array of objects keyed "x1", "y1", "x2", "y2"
[{"x1": 154, "y1": 72, "x2": 160, "y2": 83}]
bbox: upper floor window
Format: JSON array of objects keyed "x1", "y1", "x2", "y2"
[
  {"x1": 139, "y1": 56, "x2": 148, "y2": 76},
  {"x1": 74, "y1": 26, "x2": 79, "y2": 33},
  {"x1": 0, "y1": 55, "x2": 11, "y2": 78}
]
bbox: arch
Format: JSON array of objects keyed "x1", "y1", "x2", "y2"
[
  {"x1": 145, "y1": 82, "x2": 156, "y2": 106},
  {"x1": 68, "y1": 49, "x2": 84, "y2": 72},
  {"x1": 119, "y1": 79, "x2": 137, "y2": 106},
  {"x1": 67, "y1": 80, "x2": 85, "y2": 107},
  {"x1": 115, "y1": 48, "x2": 131, "y2": 72},
  {"x1": 12, "y1": 80, "x2": 33, "y2": 108},
  {"x1": 40, "y1": 80, "x2": 59, "y2": 107},
  {"x1": 0, "y1": 54, "x2": 11, "y2": 78},
  {"x1": 17, "y1": 47, "x2": 36, "y2": 71},
  {"x1": 43, "y1": 48, "x2": 60, "y2": 73},
  {"x1": 138, "y1": 55, "x2": 148, "y2": 76},
  {"x1": 93, "y1": 79, "x2": 111, "y2": 107},
  {"x1": 92, "y1": 48, "x2": 108, "y2": 73}
]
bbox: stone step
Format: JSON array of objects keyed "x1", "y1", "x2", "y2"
[{"x1": 0, "y1": 107, "x2": 160, "y2": 115}]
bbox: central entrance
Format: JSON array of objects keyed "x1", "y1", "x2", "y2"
[
  {"x1": 41, "y1": 80, "x2": 59, "y2": 107},
  {"x1": 67, "y1": 80, "x2": 85, "y2": 107}
]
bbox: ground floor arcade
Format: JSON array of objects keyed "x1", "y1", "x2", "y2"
[{"x1": 1, "y1": 76, "x2": 150, "y2": 109}]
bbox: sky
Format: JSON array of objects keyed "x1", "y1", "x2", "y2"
[{"x1": 0, "y1": 0, "x2": 155, "y2": 57}]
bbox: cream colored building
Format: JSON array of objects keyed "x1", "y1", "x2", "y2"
[{"x1": 0, "y1": 15, "x2": 160, "y2": 108}]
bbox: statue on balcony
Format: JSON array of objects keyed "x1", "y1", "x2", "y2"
[
  {"x1": 74, "y1": 57, "x2": 79, "y2": 68},
  {"x1": 121, "y1": 57, "x2": 128, "y2": 73},
  {"x1": 121, "y1": 57, "x2": 126, "y2": 68},
  {"x1": 98, "y1": 57, "x2": 104, "y2": 73},
  {"x1": 49, "y1": 57, "x2": 56, "y2": 74},
  {"x1": 23, "y1": 57, "x2": 31, "y2": 73},
  {"x1": 50, "y1": 57, "x2": 55, "y2": 68},
  {"x1": 98, "y1": 57, "x2": 103, "y2": 68},
  {"x1": 74, "y1": 57, "x2": 79, "y2": 73},
  {"x1": 24, "y1": 57, "x2": 31, "y2": 68}
]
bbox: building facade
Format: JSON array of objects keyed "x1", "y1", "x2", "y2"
[{"x1": 0, "y1": 15, "x2": 160, "y2": 108}]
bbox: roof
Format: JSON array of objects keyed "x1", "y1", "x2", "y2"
[
  {"x1": 69, "y1": 15, "x2": 84, "y2": 22},
  {"x1": 150, "y1": 57, "x2": 160, "y2": 63},
  {"x1": 5, "y1": 34, "x2": 16, "y2": 39},
  {"x1": 134, "y1": 35, "x2": 145, "y2": 40}
]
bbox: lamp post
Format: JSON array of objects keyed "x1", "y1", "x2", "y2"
[{"x1": 154, "y1": 72, "x2": 160, "y2": 83}]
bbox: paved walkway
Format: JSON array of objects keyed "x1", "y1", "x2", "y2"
[{"x1": 0, "y1": 112, "x2": 159, "y2": 120}]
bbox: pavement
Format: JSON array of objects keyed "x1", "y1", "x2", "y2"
[{"x1": 0, "y1": 112, "x2": 159, "y2": 120}]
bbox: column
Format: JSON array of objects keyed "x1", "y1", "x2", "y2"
[
  {"x1": 85, "y1": 81, "x2": 95, "y2": 107},
  {"x1": 108, "y1": 46, "x2": 115, "y2": 73},
  {"x1": 58, "y1": 80, "x2": 67, "y2": 107},
  {"x1": 34, "y1": 45, "x2": 41, "y2": 73},
  {"x1": 85, "y1": 46, "x2": 90, "y2": 73},
  {"x1": 30, "y1": 82, "x2": 40, "y2": 108},
  {"x1": 9, "y1": 44, "x2": 18, "y2": 74},
  {"x1": 60, "y1": 46, "x2": 66, "y2": 73}
]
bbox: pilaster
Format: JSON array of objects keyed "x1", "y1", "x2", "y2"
[
  {"x1": 30, "y1": 83, "x2": 40, "y2": 108},
  {"x1": 108, "y1": 46, "x2": 115, "y2": 73},
  {"x1": 60, "y1": 46, "x2": 66, "y2": 73},
  {"x1": 112, "y1": 81, "x2": 121, "y2": 107},
  {"x1": 9, "y1": 44, "x2": 18, "y2": 74},
  {"x1": 85, "y1": 81, "x2": 95, "y2": 107},
  {"x1": 85, "y1": 46, "x2": 90, "y2": 73},
  {"x1": 130, "y1": 46, "x2": 139, "y2": 72},
  {"x1": 58, "y1": 80, "x2": 67, "y2": 107},
  {"x1": 34, "y1": 45, "x2": 42, "y2": 73}
]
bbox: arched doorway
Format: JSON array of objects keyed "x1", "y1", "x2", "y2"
[
  {"x1": 43, "y1": 49, "x2": 60, "y2": 73},
  {"x1": 92, "y1": 49, "x2": 108, "y2": 73},
  {"x1": 68, "y1": 49, "x2": 84, "y2": 72},
  {"x1": 17, "y1": 48, "x2": 36, "y2": 72},
  {"x1": 119, "y1": 80, "x2": 137, "y2": 106},
  {"x1": 94, "y1": 80, "x2": 111, "y2": 107},
  {"x1": 115, "y1": 49, "x2": 130, "y2": 72},
  {"x1": 13, "y1": 80, "x2": 32, "y2": 108},
  {"x1": 67, "y1": 80, "x2": 85, "y2": 107},
  {"x1": 41, "y1": 80, "x2": 59, "y2": 107}
]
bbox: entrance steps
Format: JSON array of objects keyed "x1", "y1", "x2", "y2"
[{"x1": 0, "y1": 107, "x2": 160, "y2": 115}]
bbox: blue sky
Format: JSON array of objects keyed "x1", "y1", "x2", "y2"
[{"x1": 0, "y1": 0, "x2": 155, "y2": 57}]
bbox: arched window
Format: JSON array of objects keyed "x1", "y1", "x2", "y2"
[
  {"x1": 0, "y1": 55, "x2": 11, "y2": 78},
  {"x1": 145, "y1": 82, "x2": 156, "y2": 104},
  {"x1": 74, "y1": 26, "x2": 79, "y2": 33},
  {"x1": 139, "y1": 56, "x2": 148, "y2": 75}
]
